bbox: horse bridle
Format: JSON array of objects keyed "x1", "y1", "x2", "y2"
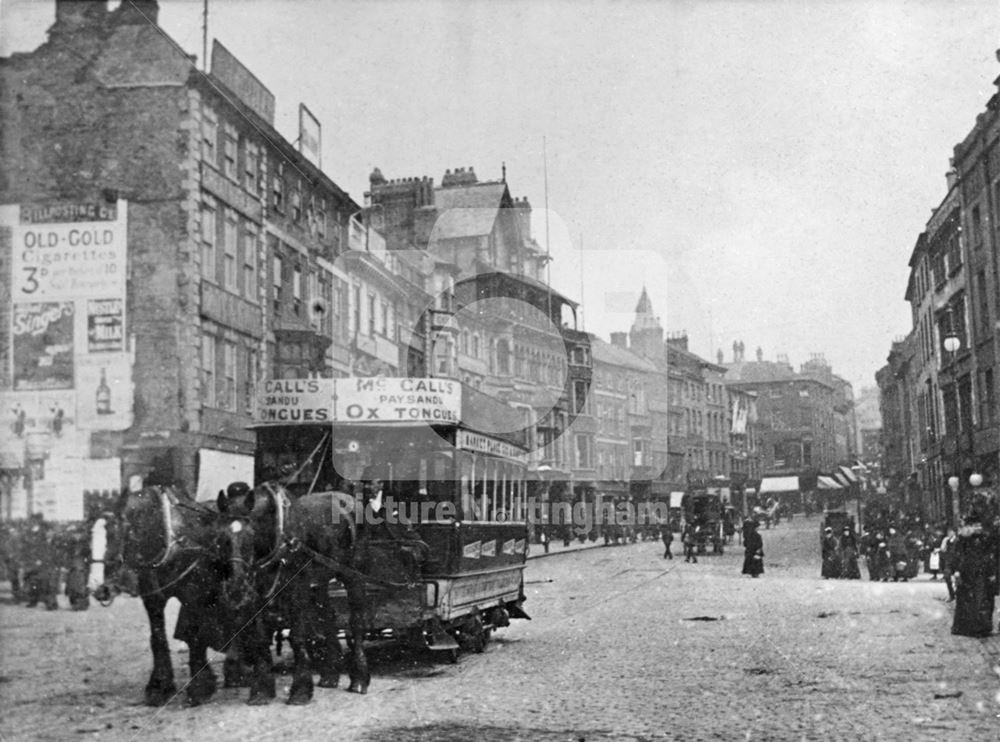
[{"x1": 256, "y1": 481, "x2": 290, "y2": 569}]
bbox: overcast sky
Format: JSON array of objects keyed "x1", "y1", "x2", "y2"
[{"x1": 4, "y1": 0, "x2": 1000, "y2": 390}]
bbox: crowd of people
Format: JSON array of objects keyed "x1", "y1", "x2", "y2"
[{"x1": 1, "y1": 513, "x2": 93, "y2": 611}]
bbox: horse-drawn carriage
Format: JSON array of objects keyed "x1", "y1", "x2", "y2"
[
  {"x1": 248, "y1": 377, "x2": 532, "y2": 665},
  {"x1": 92, "y1": 377, "x2": 532, "y2": 706},
  {"x1": 683, "y1": 491, "x2": 724, "y2": 554}
]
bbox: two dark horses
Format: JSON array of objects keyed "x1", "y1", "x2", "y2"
[
  {"x1": 217, "y1": 483, "x2": 370, "y2": 705},
  {"x1": 99, "y1": 483, "x2": 368, "y2": 707}
]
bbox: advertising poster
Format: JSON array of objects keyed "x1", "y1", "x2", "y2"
[
  {"x1": 4, "y1": 199, "x2": 132, "y2": 436},
  {"x1": 11, "y1": 201, "x2": 124, "y2": 302},
  {"x1": 74, "y1": 352, "x2": 132, "y2": 431},
  {"x1": 87, "y1": 298, "x2": 124, "y2": 352},
  {"x1": 1, "y1": 389, "x2": 83, "y2": 455},
  {"x1": 12, "y1": 302, "x2": 75, "y2": 390}
]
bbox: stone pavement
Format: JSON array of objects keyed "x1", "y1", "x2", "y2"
[
  {"x1": 2, "y1": 514, "x2": 999, "y2": 741},
  {"x1": 527, "y1": 534, "x2": 637, "y2": 560}
]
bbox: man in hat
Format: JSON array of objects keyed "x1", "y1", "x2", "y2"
[{"x1": 659, "y1": 517, "x2": 674, "y2": 559}]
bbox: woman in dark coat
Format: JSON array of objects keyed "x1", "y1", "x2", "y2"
[
  {"x1": 821, "y1": 527, "x2": 841, "y2": 579},
  {"x1": 951, "y1": 514, "x2": 998, "y2": 637},
  {"x1": 741, "y1": 521, "x2": 764, "y2": 577},
  {"x1": 840, "y1": 526, "x2": 861, "y2": 580}
]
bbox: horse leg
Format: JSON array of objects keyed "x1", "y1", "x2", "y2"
[
  {"x1": 344, "y1": 575, "x2": 370, "y2": 695},
  {"x1": 142, "y1": 591, "x2": 177, "y2": 706},
  {"x1": 245, "y1": 617, "x2": 276, "y2": 705},
  {"x1": 223, "y1": 640, "x2": 251, "y2": 688},
  {"x1": 185, "y1": 638, "x2": 217, "y2": 706},
  {"x1": 286, "y1": 611, "x2": 315, "y2": 705},
  {"x1": 313, "y1": 587, "x2": 342, "y2": 689}
]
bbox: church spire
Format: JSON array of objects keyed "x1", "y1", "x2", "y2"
[
  {"x1": 629, "y1": 286, "x2": 664, "y2": 362},
  {"x1": 631, "y1": 286, "x2": 661, "y2": 333}
]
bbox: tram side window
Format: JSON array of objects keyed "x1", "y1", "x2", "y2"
[
  {"x1": 460, "y1": 454, "x2": 474, "y2": 521},
  {"x1": 427, "y1": 452, "x2": 453, "y2": 508},
  {"x1": 482, "y1": 458, "x2": 494, "y2": 521},
  {"x1": 514, "y1": 472, "x2": 522, "y2": 522}
]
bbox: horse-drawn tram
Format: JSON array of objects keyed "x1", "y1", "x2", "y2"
[{"x1": 250, "y1": 376, "x2": 531, "y2": 663}]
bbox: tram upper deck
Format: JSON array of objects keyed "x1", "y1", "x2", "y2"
[{"x1": 252, "y1": 377, "x2": 530, "y2": 526}]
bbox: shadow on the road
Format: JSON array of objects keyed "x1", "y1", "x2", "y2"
[{"x1": 359, "y1": 722, "x2": 621, "y2": 742}]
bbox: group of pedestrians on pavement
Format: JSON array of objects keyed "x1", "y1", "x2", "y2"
[
  {"x1": 821, "y1": 525, "x2": 862, "y2": 580},
  {"x1": 1, "y1": 513, "x2": 93, "y2": 611},
  {"x1": 826, "y1": 496, "x2": 1000, "y2": 639}
]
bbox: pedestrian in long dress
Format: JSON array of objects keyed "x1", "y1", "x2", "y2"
[
  {"x1": 951, "y1": 515, "x2": 998, "y2": 637},
  {"x1": 742, "y1": 520, "x2": 764, "y2": 577},
  {"x1": 821, "y1": 527, "x2": 841, "y2": 579},
  {"x1": 840, "y1": 526, "x2": 861, "y2": 579}
]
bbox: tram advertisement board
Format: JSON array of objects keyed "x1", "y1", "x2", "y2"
[
  {"x1": 255, "y1": 378, "x2": 335, "y2": 423},
  {"x1": 254, "y1": 377, "x2": 462, "y2": 425},
  {"x1": 334, "y1": 377, "x2": 461, "y2": 424}
]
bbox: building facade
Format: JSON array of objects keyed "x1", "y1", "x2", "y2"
[
  {"x1": 887, "y1": 62, "x2": 1000, "y2": 525},
  {"x1": 0, "y1": 1, "x2": 414, "y2": 515},
  {"x1": 723, "y1": 344, "x2": 850, "y2": 489}
]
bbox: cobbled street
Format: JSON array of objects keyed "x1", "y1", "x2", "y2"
[{"x1": 2, "y1": 511, "x2": 999, "y2": 742}]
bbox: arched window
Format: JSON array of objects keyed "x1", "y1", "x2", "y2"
[
  {"x1": 461, "y1": 329, "x2": 469, "y2": 356},
  {"x1": 472, "y1": 333, "x2": 480, "y2": 359}
]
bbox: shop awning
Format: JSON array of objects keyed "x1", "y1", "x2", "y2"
[
  {"x1": 759, "y1": 476, "x2": 799, "y2": 494},
  {"x1": 838, "y1": 465, "x2": 859, "y2": 483},
  {"x1": 832, "y1": 471, "x2": 850, "y2": 487},
  {"x1": 817, "y1": 475, "x2": 844, "y2": 490},
  {"x1": 670, "y1": 491, "x2": 685, "y2": 508}
]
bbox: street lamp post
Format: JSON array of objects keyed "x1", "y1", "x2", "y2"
[
  {"x1": 943, "y1": 307, "x2": 962, "y2": 526},
  {"x1": 948, "y1": 475, "x2": 960, "y2": 526}
]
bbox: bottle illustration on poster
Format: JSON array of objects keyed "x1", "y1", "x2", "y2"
[{"x1": 96, "y1": 368, "x2": 112, "y2": 415}]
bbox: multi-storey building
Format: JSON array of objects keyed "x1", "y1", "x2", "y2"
[
  {"x1": 722, "y1": 344, "x2": 845, "y2": 483},
  {"x1": 892, "y1": 77, "x2": 1000, "y2": 524},
  {"x1": 365, "y1": 166, "x2": 593, "y2": 510},
  {"x1": 876, "y1": 335, "x2": 921, "y2": 513},
  {"x1": 0, "y1": 1, "x2": 380, "y2": 516},
  {"x1": 854, "y1": 385, "x2": 883, "y2": 480},
  {"x1": 949, "y1": 87, "x2": 1000, "y2": 509},
  {"x1": 799, "y1": 354, "x2": 858, "y2": 465},
  {"x1": 592, "y1": 335, "x2": 656, "y2": 505}
]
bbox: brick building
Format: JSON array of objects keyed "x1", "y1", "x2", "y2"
[
  {"x1": 722, "y1": 344, "x2": 848, "y2": 484},
  {"x1": 0, "y1": 0, "x2": 369, "y2": 514}
]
